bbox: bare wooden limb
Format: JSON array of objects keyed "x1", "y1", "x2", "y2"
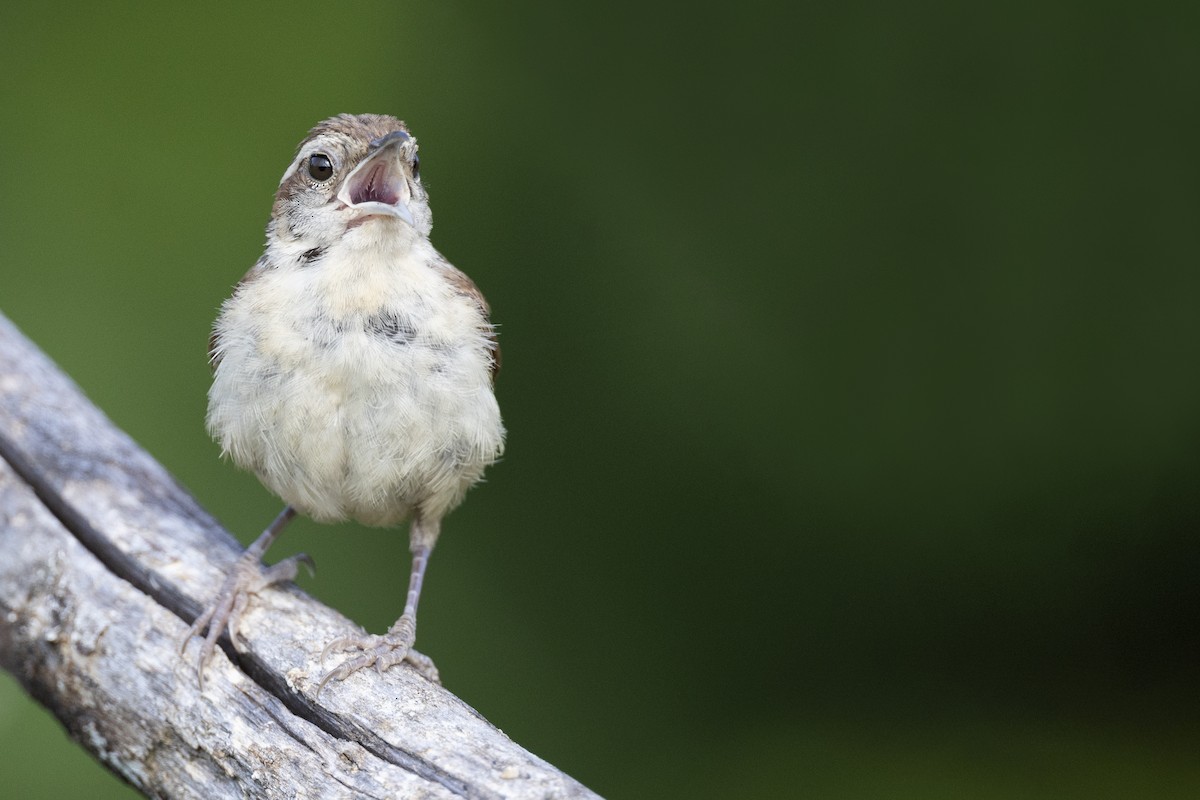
[{"x1": 0, "y1": 311, "x2": 599, "y2": 800}]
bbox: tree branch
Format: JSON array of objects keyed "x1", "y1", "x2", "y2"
[{"x1": 0, "y1": 311, "x2": 599, "y2": 800}]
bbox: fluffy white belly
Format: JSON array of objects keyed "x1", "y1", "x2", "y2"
[{"x1": 207, "y1": 250, "x2": 504, "y2": 527}]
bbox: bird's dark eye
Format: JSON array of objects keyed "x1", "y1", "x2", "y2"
[
  {"x1": 308, "y1": 153, "x2": 333, "y2": 181},
  {"x1": 411, "y1": 154, "x2": 420, "y2": 179}
]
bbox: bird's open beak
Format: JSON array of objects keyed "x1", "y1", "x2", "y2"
[{"x1": 336, "y1": 130, "x2": 417, "y2": 226}]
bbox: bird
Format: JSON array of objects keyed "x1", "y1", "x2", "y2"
[{"x1": 184, "y1": 113, "x2": 505, "y2": 692}]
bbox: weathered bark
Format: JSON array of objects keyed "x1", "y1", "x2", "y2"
[{"x1": 0, "y1": 311, "x2": 599, "y2": 800}]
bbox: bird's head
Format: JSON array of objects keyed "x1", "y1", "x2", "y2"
[{"x1": 270, "y1": 113, "x2": 430, "y2": 250}]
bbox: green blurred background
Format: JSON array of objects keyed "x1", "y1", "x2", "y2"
[{"x1": 2, "y1": 1, "x2": 1199, "y2": 797}]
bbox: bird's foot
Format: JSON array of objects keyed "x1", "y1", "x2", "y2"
[
  {"x1": 316, "y1": 614, "x2": 440, "y2": 695},
  {"x1": 180, "y1": 550, "x2": 313, "y2": 688}
]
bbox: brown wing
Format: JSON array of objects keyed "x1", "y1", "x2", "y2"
[
  {"x1": 435, "y1": 255, "x2": 501, "y2": 383},
  {"x1": 208, "y1": 259, "x2": 267, "y2": 371}
]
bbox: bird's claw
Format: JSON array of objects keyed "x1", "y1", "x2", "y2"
[
  {"x1": 180, "y1": 551, "x2": 312, "y2": 689},
  {"x1": 315, "y1": 614, "x2": 439, "y2": 696}
]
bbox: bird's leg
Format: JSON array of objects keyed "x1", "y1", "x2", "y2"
[
  {"x1": 181, "y1": 505, "x2": 311, "y2": 688},
  {"x1": 317, "y1": 516, "x2": 441, "y2": 694}
]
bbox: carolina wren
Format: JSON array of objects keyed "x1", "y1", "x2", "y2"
[{"x1": 185, "y1": 114, "x2": 505, "y2": 691}]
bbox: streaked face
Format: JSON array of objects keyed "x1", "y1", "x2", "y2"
[{"x1": 270, "y1": 114, "x2": 431, "y2": 248}]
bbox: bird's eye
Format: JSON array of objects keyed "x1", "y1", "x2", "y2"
[
  {"x1": 412, "y1": 154, "x2": 420, "y2": 179},
  {"x1": 308, "y1": 153, "x2": 333, "y2": 181}
]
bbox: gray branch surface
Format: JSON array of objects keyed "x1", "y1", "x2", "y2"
[{"x1": 0, "y1": 312, "x2": 599, "y2": 800}]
